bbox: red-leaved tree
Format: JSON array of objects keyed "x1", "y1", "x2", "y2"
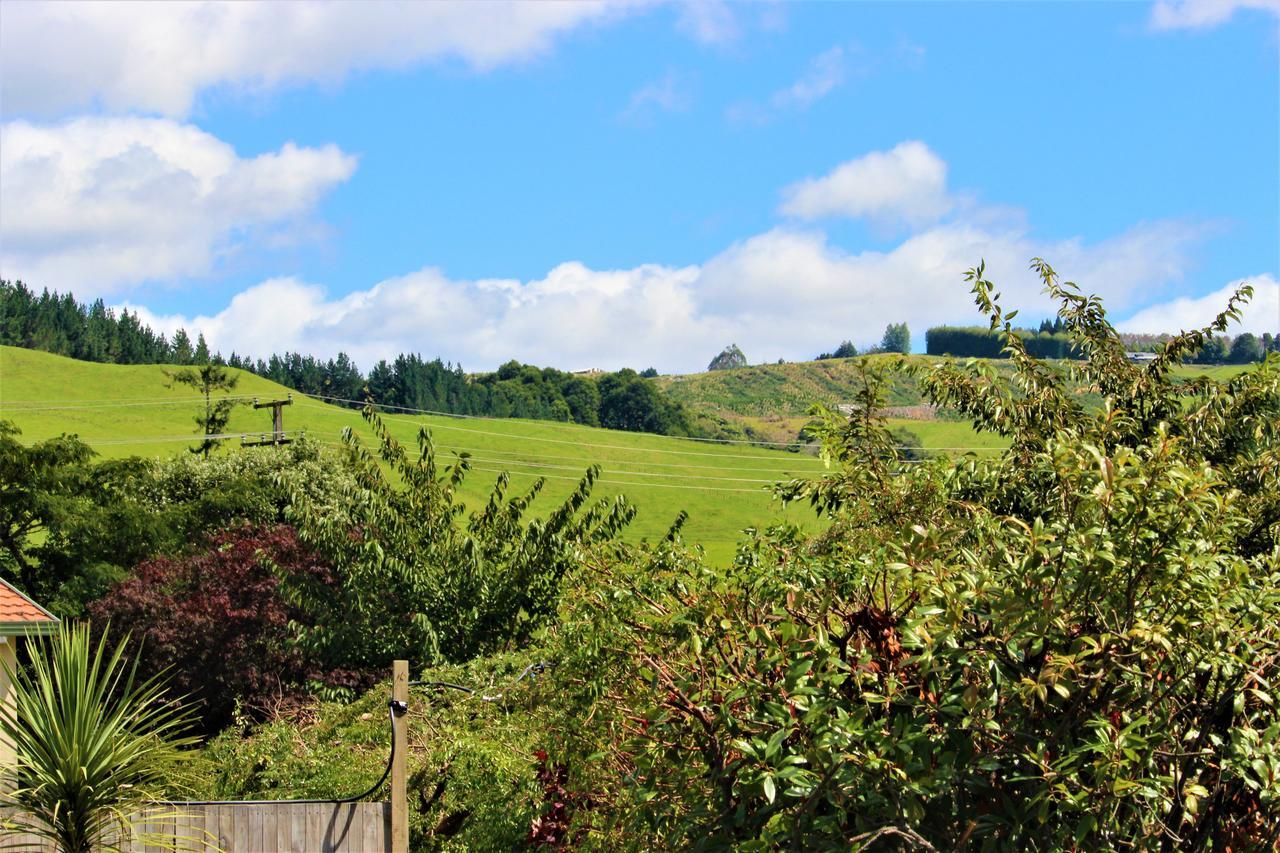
[{"x1": 90, "y1": 524, "x2": 356, "y2": 733}]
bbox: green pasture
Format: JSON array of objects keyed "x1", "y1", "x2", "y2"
[
  {"x1": 1, "y1": 346, "x2": 831, "y2": 562},
  {"x1": 3, "y1": 346, "x2": 1248, "y2": 561}
]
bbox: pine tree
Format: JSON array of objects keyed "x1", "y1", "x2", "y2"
[
  {"x1": 171, "y1": 329, "x2": 194, "y2": 365},
  {"x1": 165, "y1": 365, "x2": 244, "y2": 458}
]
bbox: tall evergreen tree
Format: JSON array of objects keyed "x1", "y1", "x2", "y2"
[
  {"x1": 880, "y1": 322, "x2": 911, "y2": 354},
  {"x1": 165, "y1": 365, "x2": 244, "y2": 458},
  {"x1": 171, "y1": 329, "x2": 194, "y2": 365}
]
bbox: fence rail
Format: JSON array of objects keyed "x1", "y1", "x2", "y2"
[{"x1": 1, "y1": 802, "x2": 390, "y2": 852}]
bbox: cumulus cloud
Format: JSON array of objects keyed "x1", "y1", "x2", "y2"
[
  {"x1": 1118, "y1": 274, "x2": 1280, "y2": 335},
  {"x1": 1149, "y1": 0, "x2": 1280, "y2": 29},
  {"x1": 0, "y1": 117, "x2": 356, "y2": 294},
  {"x1": 779, "y1": 141, "x2": 954, "y2": 228},
  {"x1": 0, "y1": 0, "x2": 631, "y2": 117},
  {"x1": 122, "y1": 217, "x2": 1208, "y2": 374}
]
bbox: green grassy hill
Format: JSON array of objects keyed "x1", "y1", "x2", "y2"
[
  {"x1": 1, "y1": 346, "x2": 834, "y2": 562},
  {"x1": 658, "y1": 354, "x2": 1245, "y2": 445},
  {"x1": 5, "y1": 346, "x2": 1239, "y2": 560},
  {"x1": 657, "y1": 354, "x2": 938, "y2": 417},
  {"x1": 658, "y1": 355, "x2": 1015, "y2": 447}
]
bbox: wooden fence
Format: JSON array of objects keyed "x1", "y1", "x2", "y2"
[
  {"x1": 1, "y1": 802, "x2": 390, "y2": 851},
  {"x1": 1, "y1": 662, "x2": 409, "y2": 852}
]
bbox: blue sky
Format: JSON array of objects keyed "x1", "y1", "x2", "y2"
[{"x1": 1, "y1": 0, "x2": 1276, "y2": 372}]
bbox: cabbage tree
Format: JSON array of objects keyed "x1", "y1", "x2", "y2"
[{"x1": 0, "y1": 623, "x2": 198, "y2": 852}]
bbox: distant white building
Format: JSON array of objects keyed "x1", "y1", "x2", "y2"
[{"x1": 1126, "y1": 352, "x2": 1158, "y2": 364}]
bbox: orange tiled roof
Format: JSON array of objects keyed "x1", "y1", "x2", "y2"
[{"x1": 0, "y1": 578, "x2": 56, "y2": 626}]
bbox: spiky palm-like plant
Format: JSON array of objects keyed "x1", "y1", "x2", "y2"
[{"x1": 0, "y1": 623, "x2": 198, "y2": 852}]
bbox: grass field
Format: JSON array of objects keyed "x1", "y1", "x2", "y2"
[
  {"x1": 3, "y1": 346, "x2": 1245, "y2": 560},
  {"x1": 1, "y1": 346, "x2": 837, "y2": 562}
]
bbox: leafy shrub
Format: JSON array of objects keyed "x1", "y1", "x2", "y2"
[
  {"x1": 278, "y1": 408, "x2": 635, "y2": 685},
  {"x1": 3, "y1": 436, "x2": 355, "y2": 616},
  {"x1": 89, "y1": 524, "x2": 343, "y2": 734},
  {"x1": 0, "y1": 623, "x2": 199, "y2": 852},
  {"x1": 552, "y1": 260, "x2": 1280, "y2": 849}
]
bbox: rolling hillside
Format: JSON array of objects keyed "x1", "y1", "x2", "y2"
[
  {"x1": 8, "y1": 346, "x2": 1233, "y2": 559},
  {"x1": 1, "y1": 346, "x2": 834, "y2": 562},
  {"x1": 657, "y1": 354, "x2": 1246, "y2": 445},
  {"x1": 657, "y1": 354, "x2": 1013, "y2": 446}
]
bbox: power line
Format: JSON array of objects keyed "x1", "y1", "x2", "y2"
[
  {"x1": 307, "y1": 439, "x2": 778, "y2": 494},
  {"x1": 291, "y1": 403, "x2": 827, "y2": 467},
  {"x1": 296, "y1": 401, "x2": 1002, "y2": 458},
  {"x1": 294, "y1": 401, "x2": 831, "y2": 461},
  {"x1": 0, "y1": 395, "x2": 257, "y2": 412},
  {"x1": 3, "y1": 393, "x2": 1004, "y2": 457},
  {"x1": 68, "y1": 430, "x2": 305, "y2": 447},
  {"x1": 0, "y1": 393, "x2": 254, "y2": 405},
  {"x1": 418, "y1": 444, "x2": 823, "y2": 474},
  {"x1": 461, "y1": 456, "x2": 782, "y2": 484},
  {"x1": 301, "y1": 393, "x2": 817, "y2": 448}
]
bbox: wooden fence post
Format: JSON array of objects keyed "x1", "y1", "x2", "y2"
[{"x1": 391, "y1": 660, "x2": 409, "y2": 853}]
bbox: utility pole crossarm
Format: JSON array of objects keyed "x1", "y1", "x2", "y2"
[{"x1": 242, "y1": 394, "x2": 295, "y2": 447}]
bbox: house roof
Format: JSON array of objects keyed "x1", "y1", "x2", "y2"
[{"x1": 0, "y1": 578, "x2": 58, "y2": 635}]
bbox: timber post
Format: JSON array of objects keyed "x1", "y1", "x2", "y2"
[{"x1": 391, "y1": 660, "x2": 409, "y2": 853}]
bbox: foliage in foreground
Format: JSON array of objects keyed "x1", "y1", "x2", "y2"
[
  {"x1": 0, "y1": 623, "x2": 197, "y2": 852},
  {"x1": 278, "y1": 408, "x2": 636, "y2": 686},
  {"x1": 194, "y1": 650, "x2": 556, "y2": 852},
  {"x1": 0, "y1": 432, "x2": 353, "y2": 616},
  {"x1": 90, "y1": 524, "x2": 341, "y2": 734},
  {"x1": 549, "y1": 261, "x2": 1280, "y2": 849},
  {"x1": 198, "y1": 260, "x2": 1278, "y2": 849}
]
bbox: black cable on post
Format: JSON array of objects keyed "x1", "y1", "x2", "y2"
[
  {"x1": 176, "y1": 700, "x2": 404, "y2": 806},
  {"x1": 180, "y1": 662, "x2": 552, "y2": 806},
  {"x1": 408, "y1": 661, "x2": 552, "y2": 700}
]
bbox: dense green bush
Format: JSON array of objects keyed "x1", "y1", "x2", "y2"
[
  {"x1": 550, "y1": 260, "x2": 1279, "y2": 849},
  {"x1": 277, "y1": 408, "x2": 636, "y2": 687},
  {"x1": 0, "y1": 428, "x2": 353, "y2": 615}
]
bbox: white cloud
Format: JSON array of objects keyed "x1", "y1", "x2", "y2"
[
  {"x1": 1149, "y1": 0, "x2": 1280, "y2": 29},
  {"x1": 123, "y1": 217, "x2": 1208, "y2": 373},
  {"x1": 0, "y1": 1, "x2": 632, "y2": 118},
  {"x1": 1118, "y1": 274, "x2": 1280, "y2": 334},
  {"x1": 620, "y1": 71, "x2": 693, "y2": 124},
  {"x1": 726, "y1": 45, "x2": 847, "y2": 124},
  {"x1": 780, "y1": 141, "x2": 954, "y2": 228},
  {"x1": 675, "y1": 0, "x2": 740, "y2": 44},
  {"x1": 771, "y1": 46, "x2": 846, "y2": 110},
  {"x1": 0, "y1": 117, "x2": 356, "y2": 294}
]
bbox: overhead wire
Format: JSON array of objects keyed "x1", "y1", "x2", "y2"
[
  {"x1": 291, "y1": 401, "x2": 829, "y2": 467},
  {"x1": 301, "y1": 392, "x2": 818, "y2": 447},
  {"x1": 297, "y1": 401, "x2": 1002, "y2": 457},
  {"x1": 0, "y1": 395, "x2": 259, "y2": 412},
  {"x1": 307, "y1": 439, "x2": 778, "y2": 493},
  {"x1": 0, "y1": 393, "x2": 255, "y2": 406},
  {"x1": 3, "y1": 393, "x2": 1005, "y2": 465}
]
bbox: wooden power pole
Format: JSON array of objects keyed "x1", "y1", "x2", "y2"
[
  {"x1": 241, "y1": 394, "x2": 295, "y2": 447},
  {"x1": 391, "y1": 660, "x2": 409, "y2": 853}
]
